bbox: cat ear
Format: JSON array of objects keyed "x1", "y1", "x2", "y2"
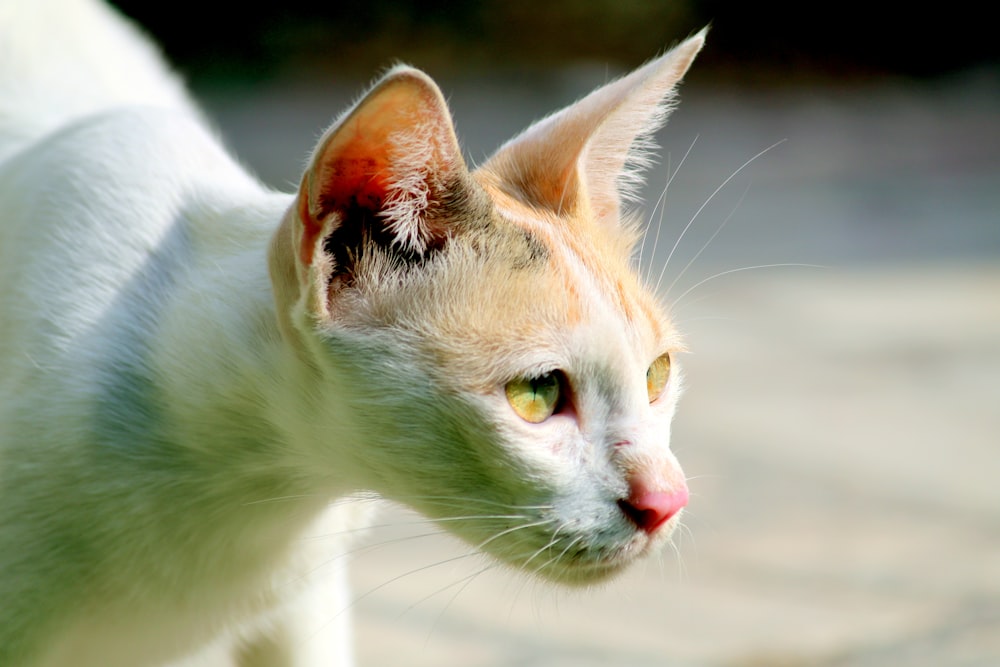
[
  {"x1": 292, "y1": 65, "x2": 471, "y2": 279},
  {"x1": 479, "y1": 29, "x2": 706, "y2": 227}
]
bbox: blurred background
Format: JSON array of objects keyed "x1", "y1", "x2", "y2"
[
  {"x1": 109, "y1": 0, "x2": 997, "y2": 81},
  {"x1": 111, "y1": 2, "x2": 998, "y2": 665}
]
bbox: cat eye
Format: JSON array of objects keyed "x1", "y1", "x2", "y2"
[
  {"x1": 646, "y1": 353, "x2": 672, "y2": 402},
  {"x1": 505, "y1": 373, "x2": 561, "y2": 423}
]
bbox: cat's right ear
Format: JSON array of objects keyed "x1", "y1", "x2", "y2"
[
  {"x1": 479, "y1": 30, "x2": 706, "y2": 230},
  {"x1": 269, "y1": 66, "x2": 474, "y2": 324}
]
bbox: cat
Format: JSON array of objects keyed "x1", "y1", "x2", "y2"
[{"x1": 0, "y1": 1, "x2": 704, "y2": 665}]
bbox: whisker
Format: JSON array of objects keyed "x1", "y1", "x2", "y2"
[
  {"x1": 303, "y1": 548, "x2": 488, "y2": 646},
  {"x1": 299, "y1": 512, "x2": 530, "y2": 543},
  {"x1": 390, "y1": 495, "x2": 554, "y2": 513},
  {"x1": 683, "y1": 473, "x2": 724, "y2": 483},
  {"x1": 660, "y1": 181, "x2": 751, "y2": 299},
  {"x1": 642, "y1": 135, "x2": 699, "y2": 284},
  {"x1": 241, "y1": 491, "x2": 382, "y2": 508},
  {"x1": 637, "y1": 151, "x2": 668, "y2": 271},
  {"x1": 654, "y1": 139, "x2": 788, "y2": 295},
  {"x1": 671, "y1": 262, "x2": 825, "y2": 310},
  {"x1": 333, "y1": 515, "x2": 555, "y2": 623},
  {"x1": 399, "y1": 563, "x2": 496, "y2": 622},
  {"x1": 514, "y1": 517, "x2": 572, "y2": 574},
  {"x1": 340, "y1": 551, "x2": 482, "y2": 616},
  {"x1": 678, "y1": 521, "x2": 698, "y2": 562},
  {"x1": 672, "y1": 314, "x2": 744, "y2": 325},
  {"x1": 504, "y1": 526, "x2": 569, "y2": 621},
  {"x1": 473, "y1": 518, "x2": 555, "y2": 553},
  {"x1": 532, "y1": 534, "x2": 586, "y2": 577},
  {"x1": 287, "y1": 529, "x2": 448, "y2": 593},
  {"x1": 240, "y1": 493, "x2": 322, "y2": 507},
  {"x1": 292, "y1": 509, "x2": 552, "y2": 600},
  {"x1": 667, "y1": 535, "x2": 685, "y2": 581},
  {"x1": 420, "y1": 564, "x2": 498, "y2": 648},
  {"x1": 662, "y1": 289, "x2": 726, "y2": 314},
  {"x1": 432, "y1": 513, "x2": 530, "y2": 524}
]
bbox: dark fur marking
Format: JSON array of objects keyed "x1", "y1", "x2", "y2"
[
  {"x1": 321, "y1": 171, "x2": 547, "y2": 289},
  {"x1": 513, "y1": 229, "x2": 549, "y2": 269},
  {"x1": 322, "y1": 197, "x2": 442, "y2": 290}
]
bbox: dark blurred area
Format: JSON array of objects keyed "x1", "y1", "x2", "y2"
[{"x1": 110, "y1": 0, "x2": 996, "y2": 83}]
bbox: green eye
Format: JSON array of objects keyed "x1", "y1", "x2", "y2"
[
  {"x1": 646, "y1": 353, "x2": 671, "y2": 402},
  {"x1": 505, "y1": 373, "x2": 561, "y2": 423}
]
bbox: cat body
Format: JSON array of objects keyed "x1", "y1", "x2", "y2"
[{"x1": 0, "y1": 1, "x2": 703, "y2": 665}]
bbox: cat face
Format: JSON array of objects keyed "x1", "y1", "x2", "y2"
[{"x1": 269, "y1": 31, "x2": 705, "y2": 584}]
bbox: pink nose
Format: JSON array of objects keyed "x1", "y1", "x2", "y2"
[{"x1": 618, "y1": 485, "x2": 689, "y2": 534}]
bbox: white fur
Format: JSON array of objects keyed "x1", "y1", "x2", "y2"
[{"x1": 0, "y1": 2, "x2": 701, "y2": 665}]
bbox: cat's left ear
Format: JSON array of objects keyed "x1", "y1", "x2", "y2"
[
  {"x1": 480, "y1": 29, "x2": 706, "y2": 227},
  {"x1": 270, "y1": 66, "x2": 478, "y2": 322},
  {"x1": 297, "y1": 66, "x2": 472, "y2": 266}
]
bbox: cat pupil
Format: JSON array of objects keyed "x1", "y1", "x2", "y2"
[{"x1": 530, "y1": 374, "x2": 557, "y2": 397}]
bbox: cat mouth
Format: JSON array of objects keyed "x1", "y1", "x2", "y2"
[{"x1": 447, "y1": 500, "x2": 683, "y2": 585}]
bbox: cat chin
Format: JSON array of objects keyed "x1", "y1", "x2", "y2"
[
  {"x1": 526, "y1": 549, "x2": 640, "y2": 587},
  {"x1": 545, "y1": 564, "x2": 627, "y2": 587},
  {"x1": 504, "y1": 517, "x2": 680, "y2": 587}
]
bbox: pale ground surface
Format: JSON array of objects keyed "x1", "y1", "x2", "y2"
[{"x1": 200, "y1": 66, "x2": 1000, "y2": 666}]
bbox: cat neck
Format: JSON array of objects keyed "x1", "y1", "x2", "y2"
[{"x1": 143, "y1": 191, "x2": 360, "y2": 503}]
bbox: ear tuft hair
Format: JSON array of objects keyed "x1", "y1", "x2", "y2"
[{"x1": 295, "y1": 66, "x2": 470, "y2": 270}]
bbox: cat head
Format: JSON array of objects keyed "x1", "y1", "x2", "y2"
[{"x1": 269, "y1": 30, "x2": 705, "y2": 584}]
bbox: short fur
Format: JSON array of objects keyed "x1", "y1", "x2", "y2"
[{"x1": 0, "y1": 1, "x2": 705, "y2": 665}]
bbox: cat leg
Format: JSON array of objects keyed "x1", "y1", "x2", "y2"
[
  {"x1": 166, "y1": 637, "x2": 238, "y2": 667},
  {"x1": 237, "y1": 563, "x2": 354, "y2": 667}
]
